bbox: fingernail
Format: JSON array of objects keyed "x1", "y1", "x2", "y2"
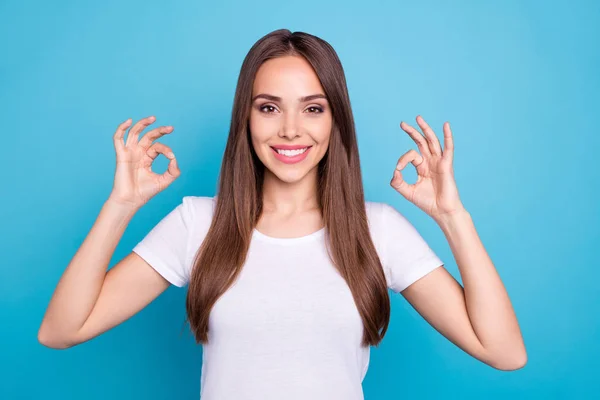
[{"x1": 168, "y1": 152, "x2": 175, "y2": 158}]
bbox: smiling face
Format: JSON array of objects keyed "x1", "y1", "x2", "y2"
[{"x1": 249, "y1": 55, "x2": 333, "y2": 184}]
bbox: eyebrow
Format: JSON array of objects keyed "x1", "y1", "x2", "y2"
[{"x1": 252, "y1": 93, "x2": 328, "y2": 103}]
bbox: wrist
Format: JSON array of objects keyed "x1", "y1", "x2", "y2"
[
  {"x1": 104, "y1": 196, "x2": 141, "y2": 217},
  {"x1": 434, "y1": 207, "x2": 471, "y2": 230}
]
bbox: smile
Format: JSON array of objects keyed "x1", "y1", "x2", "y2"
[{"x1": 270, "y1": 146, "x2": 312, "y2": 164}]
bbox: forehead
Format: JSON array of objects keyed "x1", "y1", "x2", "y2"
[{"x1": 252, "y1": 55, "x2": 324, "y2": 97}]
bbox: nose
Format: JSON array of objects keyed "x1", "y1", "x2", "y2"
[{"x1": 278, "y1": 112, "x2": 300, "y2": 139}]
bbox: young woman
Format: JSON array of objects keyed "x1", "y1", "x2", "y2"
[{"x1": 38, "y1": 29, "x2": 526, "y2": 399}]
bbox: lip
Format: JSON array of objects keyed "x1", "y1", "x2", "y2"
[
  {"x1": 270, "y1": 144, "x2": 312, "y2": 150},
  {"x1": 270, "y1": 146, "x2": 312, "y2": 164}
]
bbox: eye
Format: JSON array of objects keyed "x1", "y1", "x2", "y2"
[
  {"x1": 305, "y1": 106, "x2": 324, "y2": 114},
  {"x1": 259, "y1": 104, "x2": 278, "y2": 114}
]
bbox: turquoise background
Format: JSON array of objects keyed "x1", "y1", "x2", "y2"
[{"x1": 2, "y1": 0, "x2": 598, "y2": 398}]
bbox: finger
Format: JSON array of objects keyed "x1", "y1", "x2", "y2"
[
  {"x1": 416, "y1": 115, "x2": 442, "y2": 156},
  {"x1": 400, "y1": 121, "x2": 431, "y2": 158},
  {"x1": 390, "y1": 152, "x2": 419, "y2": 199},
  {"x1": 126, "y1": 115, "x2": 156, "y2": 147},
  {"x1": 390, "y1": 168, "x2": 412, "y2": 198},
  {"x1": 146, "y1": 142, "x2": 175, "y2": 163},
  {"x1": 159, "y1": 154, "x2": 181, "y2": 184},
  {"x1": 139, "y1": 125, "x2": 174, "y2": 149},
  {"x1": 152, "y1": 149, "x2": 181, "y2": 189},
  {"x1": 395, "y1": 149, "x2": 424, "y2": 173},
  {"x1": 113, "y1": 118, "x2": 131, "y2": 153},
  {"x1": 442, "y1": 121, "x2": 454, "y2": 163}
]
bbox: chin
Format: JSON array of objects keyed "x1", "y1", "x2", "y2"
[{"x1": 270, "y1": 167, "x2": 309, "y2": 183}]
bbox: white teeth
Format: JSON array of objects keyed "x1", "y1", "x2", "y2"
[{"x1": 276, "y1": 147, "x2": 308, "y2": 156}]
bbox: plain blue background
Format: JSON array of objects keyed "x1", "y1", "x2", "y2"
[{"x1": 1, "y1": 0, "x2": 599, "y2": 398}]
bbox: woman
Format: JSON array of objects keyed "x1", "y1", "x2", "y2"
[{"x1": 38, "y1": 29, "x2": 527, "y2": 399}]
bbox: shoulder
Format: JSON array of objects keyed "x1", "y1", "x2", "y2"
[
  {"x1": 179, "y1": 196, "x2": 217, "y2": 255},
  {"x1": 363, "y1": 201, "x2": 388, "y2": 256},
  {"x1": 364, "y1": 200, "x2": 398, "y2": 232},
  {"x1": 363, "y1": 200, "x2": 444, "y2": 292},
  {"x1": 365, "y1": 200, "x2": 413, "y2": 232},
  {"x1": 180, "y1": 195, "x2": 217, "y2": 222},
  {"x1": 363, "y1": 200, "x2": 421, "y2": 253}
]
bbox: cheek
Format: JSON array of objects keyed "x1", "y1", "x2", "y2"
[
  {"x1": 249, "y1": 111, "x2": 278, "y2": 138},
  {"x1": 310, "y1": 117, "x2": 332, "y2": 144}
]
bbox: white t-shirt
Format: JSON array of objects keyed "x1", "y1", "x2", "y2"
[{"x1": 132, "y1": 196, "x2": 444, "y2": 400}]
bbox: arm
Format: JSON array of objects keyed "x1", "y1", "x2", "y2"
[
  {"x1": 37, "y1": 199, "x2": 171, "y2": 349},
  {"x1": 401, "y1": 209, "x2": 527, "y2": 371},
  {"x1": 38, "y1": 115, "x2": 180, "y2": 349},
  {"x1": 391, "y1": 116, "x2": 526, "y2": 371}
]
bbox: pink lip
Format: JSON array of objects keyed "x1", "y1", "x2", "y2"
[
  {"x1": 271, "y1": 146, "x2": 312, "y2": 164},
  {"x1": 271, "y1": 144, "x2": 312, "y2": 150}
]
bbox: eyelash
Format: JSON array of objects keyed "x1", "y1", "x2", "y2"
[{"x1": 259, "y1": 105, "x2": 324, "y2": 114}]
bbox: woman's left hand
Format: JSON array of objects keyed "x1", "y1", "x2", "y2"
[{"x1": 390, "y1": 115, "x2": 466, "y2": 223}]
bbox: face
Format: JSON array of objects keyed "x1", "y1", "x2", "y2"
[{"x1": 249, "y1": 55, "x2": 333, "y2": 183}]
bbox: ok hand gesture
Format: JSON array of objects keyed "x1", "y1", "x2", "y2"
[
  {"x1": 390, "y1": 115, "x2": 466, "y2": 223},
  {"x1": 108, "y1": 116, "x2": 180, "y2": 209}
]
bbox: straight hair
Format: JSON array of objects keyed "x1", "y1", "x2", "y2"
[{"x1": 185, "y1": 29, "x2": 391, "y2": 347}]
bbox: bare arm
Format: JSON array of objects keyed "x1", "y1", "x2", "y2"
[
  {"x1": 37, "y1": 200, "x2": 170, "y2": 349},
  {"x1": 401, "y1": 210, "x2": 527, "y2": 371},
  {"x1": 38, "y1": 116, "x2": 181, "y2": 349},
  {"x1": 391, "y1": 116, "x2": 526, "y2": 370}
]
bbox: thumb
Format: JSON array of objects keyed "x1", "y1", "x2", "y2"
[
  {"x1": 158, "y1": 155, "x2": 181, "y2": 188},
  {"x1": 390, "y1": 168, "x2": 411, "y2": 198}
]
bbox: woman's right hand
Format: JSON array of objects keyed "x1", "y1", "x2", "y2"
[{"x1": 108, "y1": 116, "x2": 180, "y2": 209}]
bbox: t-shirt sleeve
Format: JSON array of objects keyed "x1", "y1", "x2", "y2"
[
  {"x1": 132, "y1": 196, "x2": 196, "y2": 287},
  {"x1": 377, "y1": 202, "x2": 444, "y2": 293}
]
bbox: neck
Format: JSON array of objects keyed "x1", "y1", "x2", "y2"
[{"x1": 261, "y1": 167, "x2": 320, "y2": 213}]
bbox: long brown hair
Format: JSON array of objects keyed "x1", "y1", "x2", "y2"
[{"x1": 185, "y1": 28, "x2": 391, "y2": 347}]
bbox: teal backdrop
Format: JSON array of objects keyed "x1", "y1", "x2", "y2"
[{"x1": 2, "y1": 0, "x2": 598, "y2": 398}]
